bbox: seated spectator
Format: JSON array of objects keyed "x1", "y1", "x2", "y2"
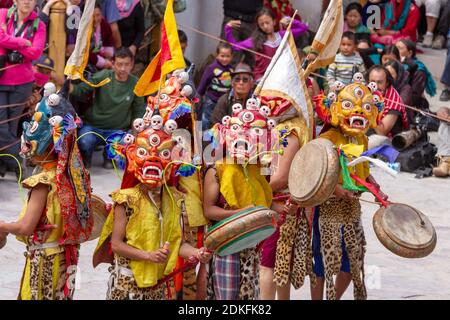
[
  {"x1": 115, "y1": 0, "x2": 145, "y2": 56},
  {"x1": 432, "y1": 107, "x2": 450, "y2": 177},
  {"x1": 100, "y1": 0, "x2": 122, "y2": 47},
  {"x1": 224, "y1": 7, "x2": 308, "y2": 82},
  {"x1": 343, "y1": 2, "x2": 371, "y2": 41},
  {"x1": 380, "y1": 44, "x2": 401, "y2": 64},
  {"x1": 198, "y1": 42, "x2": 233, "y2": 131},
  {"x1": 370, "y1": 0, "x2": 420, "y2": 45},
  {"x1": 326, "y1": 31, "x2": 365, "y2": 87},
  {"x1": 178, "y1": 29, "x2": 191, "y2": 67},
  {"x1": 89, "y1": 1, "x2": 115, "y2": 70},
  {"x1": 384, "y1": 60, "x2": 413, "y2": 121},
  {"x1": 0, "y1": 0, "x2": 46, "y2": 176},
  {"x1": 395, "y1": 39, "x2": 436, "y2": 109},
  {"x1": 209, "y1": 63, "x2": 254, "y2": 127},
  {"x1": 415, "y1": 0, "x2": 447, "y2": 48},
  {"x1": 366, "y1": 65, "x2": 409, "y2": 149},
  {"x1": 357, "y1": 39, "x2": 382, "y2": 69},
  {"x1": 70, "y1": 47, "x2": 145, "y2": 169}
]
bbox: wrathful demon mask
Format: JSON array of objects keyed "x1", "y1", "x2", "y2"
[
  {"x1": 208, "y1": 98, "x2": 278, "y2": 163},
  {"x1": 20, "y1": 88, "x2": 79, "y2": 159},
  {"x1": 314, "y1": 81, "x2": 384, "y2": 137}
]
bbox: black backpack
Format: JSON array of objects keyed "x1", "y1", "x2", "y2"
[{"x1": 397, "y1": 140, "x2": 437, "y2": 173}]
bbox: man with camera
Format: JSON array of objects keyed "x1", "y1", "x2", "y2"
[{"x1": 0, "y1": 0, "x2": 46, "y2": 177}]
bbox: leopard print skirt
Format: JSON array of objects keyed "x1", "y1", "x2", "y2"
[
  {"x1": 19, "y1": 248, "x2": 77, "y2": 300},
  {"x1": 274, "y1": 209, "x2": 315, "y2": 289},
  {"x1": 318, "y1": 197, "x2": 367, "y2": 300},
  {"x1": 106, "y1": 256, "x2": 165, "y2": 300}
]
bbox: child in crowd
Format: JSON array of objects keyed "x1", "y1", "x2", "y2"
[
  {"x1": 327, "y1": 31, "x2": 365, "y2": 88},
  {"x1": 198, "y1": 42, "x2": 233, "y2": 130},
  {"x1": 224, "y1": 7, "x2": 308, "y2": 82}
]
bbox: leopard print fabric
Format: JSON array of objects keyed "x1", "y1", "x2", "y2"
[
  {"x1": 239, "y1": 248, "x2": 260, "y2": 300},
  {"x1": 274, "y1": 209, "x2": 315, "y2": 289},
  {"x1": 106, "y1": 206, "x2": 166, "y2": 300},
  {"x1": 21, "y1": 248, "x2": 77, "y2": 300},
  {"x1": 106, "y1": 255, "x2": 166, "y2": 300},
  {"x1": 318, "y1": 197, "x2": 366, "y2": 300},
  {"x1": 206, "y1": 247, "x2": 260, "y2": 300}
]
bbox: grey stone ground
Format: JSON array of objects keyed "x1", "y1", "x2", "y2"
[{"x1": 0, "y1": 46, "x2": 449, "y2": 300}]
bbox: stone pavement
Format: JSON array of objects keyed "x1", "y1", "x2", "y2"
[{"x1": 0, "y1": 46, "x2": 449, "y2": 300}]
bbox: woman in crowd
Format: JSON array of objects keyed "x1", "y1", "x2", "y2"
[
  {"x1": 0, "y1": 0, "x2": 46, "y2": 175},
  {"x1": 370, "y1": 0, "x2": 420, "y2": 45},
  {"x1": 115, "y1": 0, "x2": 145, "y2": 56}
]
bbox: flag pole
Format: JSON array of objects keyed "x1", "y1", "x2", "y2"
[{"x1": 254, "y1": 10, "x2": 298, "y2": 96}]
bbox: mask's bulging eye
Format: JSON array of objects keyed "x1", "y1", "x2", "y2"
[
  {"x1": 354, "y1": 87, "x2": 364, "y2": 98},
  {"x1": 362, "y1": 103, "x2": 372, "y2": 112},
  {"x1": 341, "y1": 100, "x2": 354, "y2": 110},
  {"x1": 242, "y1": 111, "x2": 255, "y2": 123},
  {"x1": 231, "y1": 123, "x2": 241, "y2": 132},
  {"x1": 137, "y1": 147, "x2": 147, "y2": 157},
  {"x1": 159, "y1": 94, "x2": 170, "y2": 102},
  {"x1": 149, "y1": 134, "x2": 161, "y2": 146},
  {"x1": 159, "y1": 149, "x2": 171, "y2": 159}
]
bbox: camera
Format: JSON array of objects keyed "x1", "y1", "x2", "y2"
[{"x1": 7, "y1": 50, "x2": 24, "y2": 64}]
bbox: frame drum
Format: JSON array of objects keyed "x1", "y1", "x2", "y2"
[
  {"x1": 204, "y1": 206, "x2": 279, "y2": 256},
  {"x1": 373, "y1": 203, "x2": 436, "y2": 258},
  {"x1": 89, "y1": 194, "x2": 109, "y2": 241},
  {"x1": 288, "y1": 138, "x2": 340, "y2": 207}
]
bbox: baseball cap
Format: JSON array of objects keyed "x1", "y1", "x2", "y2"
[{"x1": 33, "y1": 55, "x2": 55, "y2": 71}]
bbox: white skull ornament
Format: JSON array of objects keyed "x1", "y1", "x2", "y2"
[
  {"x1": 267, "y1": 119, "x2": 277, "y2": 129},
  {"x1": 133, "y1": 118, "x2": 146, "y2": 133},
  {"x1": 47, "y1": 94, "x2": 60, "y2": 107},
  {"x1": 232, "y1": 103, "x2": 243, "y2": 115},
  {"x1": 43, "y1": 82, "x2": 56, "y2": 97},
  {"x1": 164, "y1": 119, "x2": 178, "y2": 133},
  {"x1": 259, "y1": 105, "x2": 271, "y2": 117},
  {"x1": 367, "y1": 82, "x2": 378, "y2": 93},
  {"x1": 246, "y1": 97, "x2": 260, "y2": 110},
  {"x1": 150, "y1": 115, "x2": 163, "y2": 130},
  {"x1": 352, "y1": 72, "x2": 365, "y2": 83}
]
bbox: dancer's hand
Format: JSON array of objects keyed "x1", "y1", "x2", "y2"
[
  {"x1": 283, "y1": 199, "x2": 299, "y2": 215},
  {"x1": 146, "y1": 248, "x2": 169, "y2": 263},
  {"x1": 196, "y1": 247, "x2": 212, "y2": 263}
]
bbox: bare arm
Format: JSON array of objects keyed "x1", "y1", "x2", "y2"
[
  {"x1": 203, "y1": 168, "x2": 246, "y2": 221},
  {"x1": 110, "y1": 204, "x2": 169, "y2": 263},
  {"x1": 0, "y1": 184, "x2": 48, "y2": 237},
  {"x1": 374, "y1": 113, "x2": 398, "y2": 136}
]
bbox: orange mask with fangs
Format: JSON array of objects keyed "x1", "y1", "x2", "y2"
[
  {"x1": 126, "y1": 127, "x2": 176, "y2": 189},
  {"x1": 329, "y1": 83, "x2": 380, "y2": 137}
]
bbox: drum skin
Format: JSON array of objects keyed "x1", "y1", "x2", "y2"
[
  {"x1": 288, "y1": 138, "x2": 340, "y2": 207},
  {"x1": 373, "y1": 203, "x2": 437, "y2": 258},
  {"x1": 89, "y1": 194, "x2": 109, "y2": 241},
  {"x1": 204, "y1": 206, "x2": 279, "y2": 256}
]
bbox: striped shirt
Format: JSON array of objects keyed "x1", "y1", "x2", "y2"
[
  {"x1": 326, "y1": 52, "x2": 366, "y2": 86},
  {"x1": 381, "y1": 86, "x2": 409, "y2": 136}
]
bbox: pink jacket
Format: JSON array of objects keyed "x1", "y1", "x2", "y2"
[{"x1": 0, "y1": 9, "x2": 46, "y2": 86}]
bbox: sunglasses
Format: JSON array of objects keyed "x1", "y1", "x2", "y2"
[{"x1": 233, "y1": 76, "x2": 251, "y2": 83}]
